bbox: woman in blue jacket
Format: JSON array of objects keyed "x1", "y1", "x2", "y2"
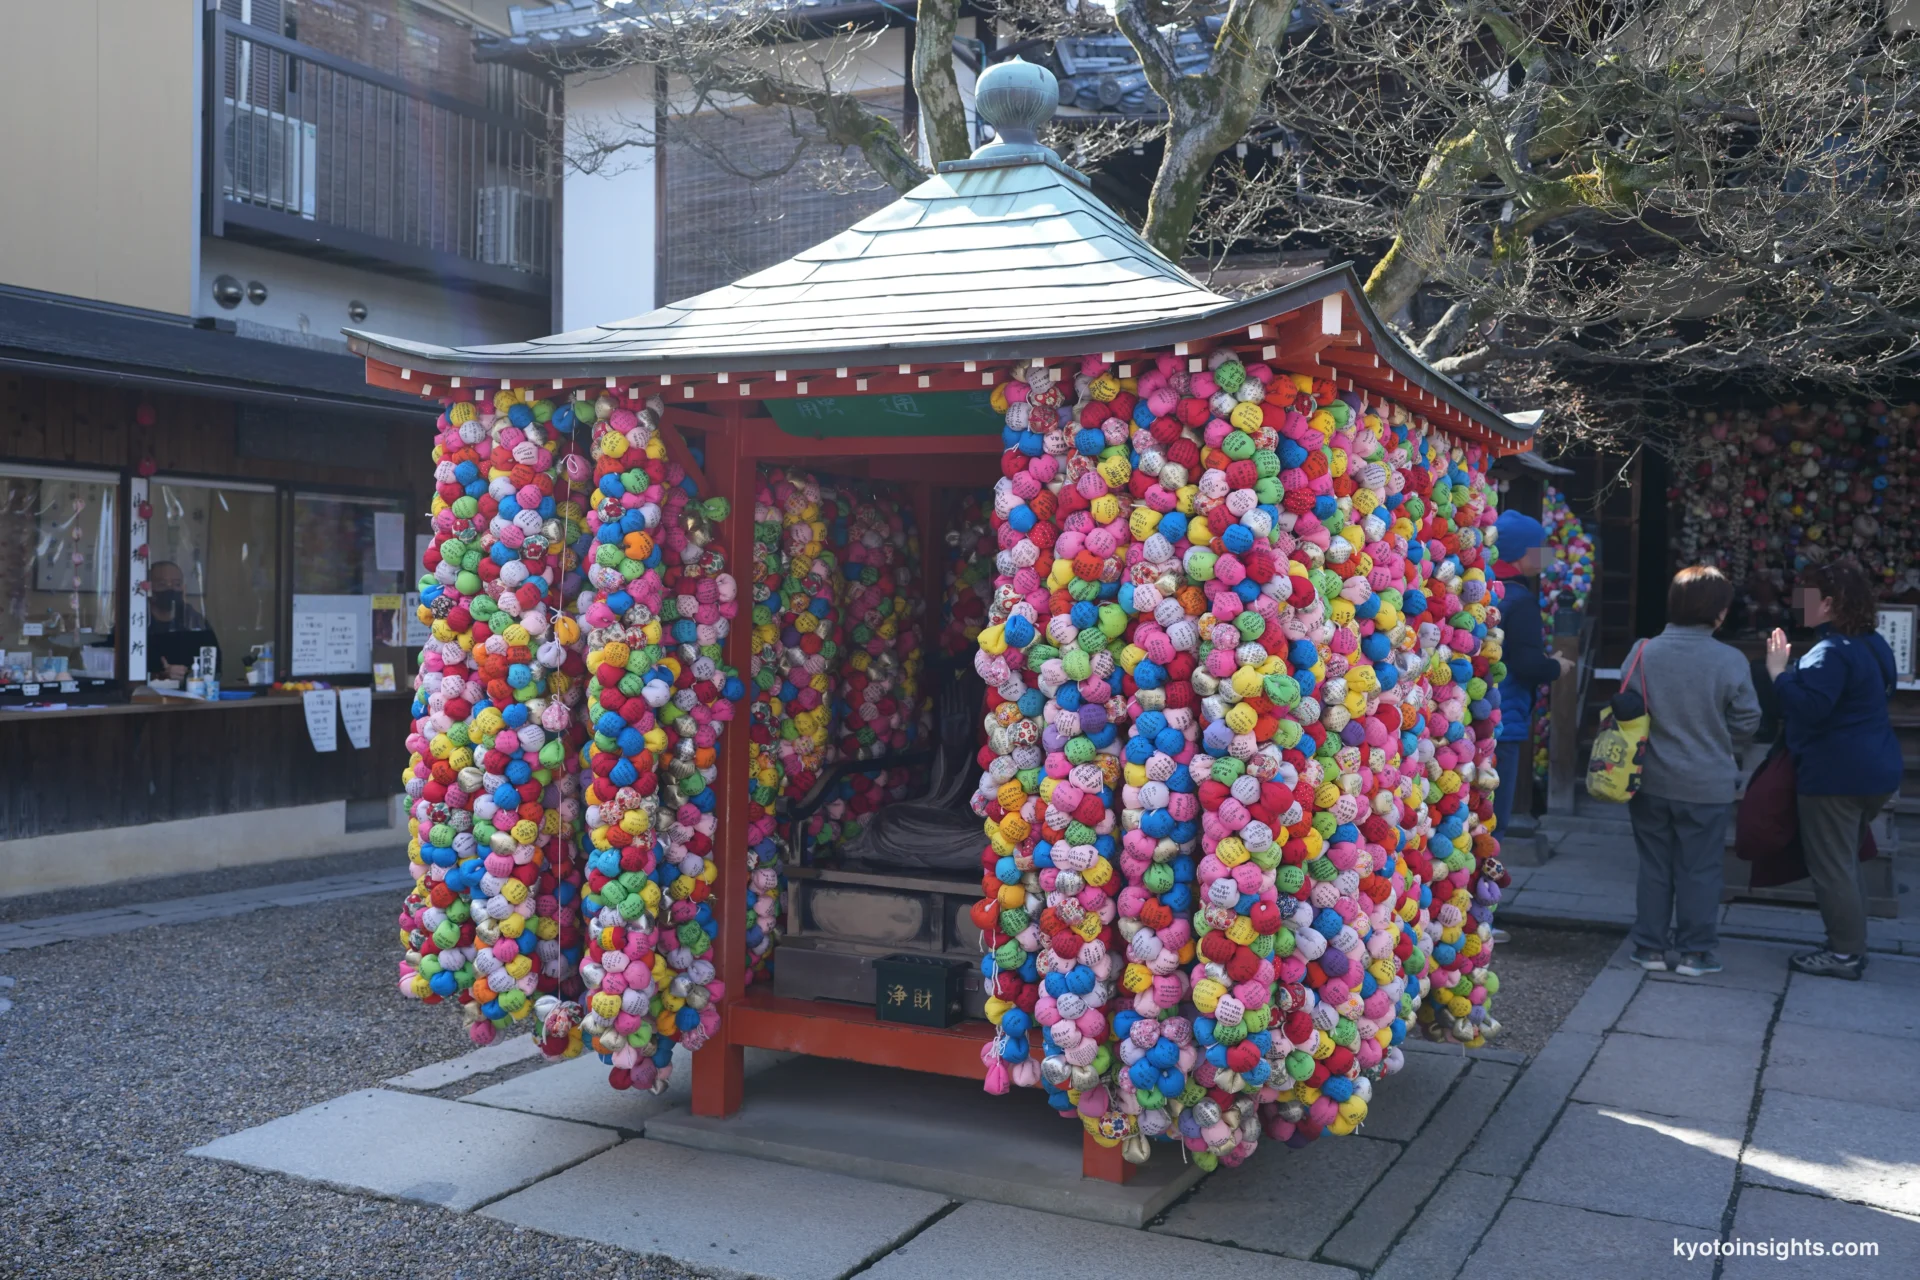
[{"x1": 1765, "y1": 559, "x2": 1901, "y2": 980}]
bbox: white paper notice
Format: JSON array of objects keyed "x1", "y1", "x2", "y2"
[
  {"x1": 303, "y1": 688, "x2": 339, "y2": 752},
  {"x1": 292, "y1": 594, "x2": 373, "y2": 674},
  {"x1": 1879, "y1": 607, "x2": 1916, "y2": 679},
  {"x1": 374, "y1": 512, "x2": 407, "y2": 573},
  {"x1": 127, "y1": 476, "x2": 150, "y2": 683},
  {"x1": 337, "y1": 686, "x2": 373, "y2": 750},
  {"x1": 403, "y1": 592, "x2": 432, "y2": 647}
]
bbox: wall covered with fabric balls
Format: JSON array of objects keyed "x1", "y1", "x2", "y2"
[
  {"x1": 394, "y1": 359, "x2": 1522, "y2": 1168},
  {"x1": 967, "y1": 347, "x2": 1515, "y2": 1169},
  {"x1": 1672, "y1": 399, "x2": 1919, "y2": 634}
]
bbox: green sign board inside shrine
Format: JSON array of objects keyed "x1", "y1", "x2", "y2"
[{"x1": 764, "y1": 389, "x2": 1004, "y2": 438}]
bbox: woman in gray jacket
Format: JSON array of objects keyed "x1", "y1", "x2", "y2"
[{"x1": 1622, "y1": 566, "x2": 1763, "y2": 976}]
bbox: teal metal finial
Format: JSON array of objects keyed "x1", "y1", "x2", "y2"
[{"x1": 972, "y1": 57, "x2": 1060, "y2": 161}]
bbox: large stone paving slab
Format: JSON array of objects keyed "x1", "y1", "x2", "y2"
[
  {"x1": 188, "y1": 1088, "x2": 619, "y2": 1213},
  {"x1": 1371, "y1": 1171, "x2": 1512, "y2": 1280},
  {"x1": 644, "y1": 1057, "x2": 1201, "y2": 1228},
  {"x1": 1152, "y1": 1132, "x2": 1400, "y2": 1258},
  {"x1": 1559, "y1": 957, "x2": 1645, "y2": 1035},
  {"x1": 1763, "y1": 1022, "x2": 1920, "y2": 1112},
  {"x1": 1352, "y1": 1046, "x2": 1466, "y2": 1142},
  {"x1": 1724, "y1": 1187, "x2": 1920, "y2": 1279},
  {"x1": 1460, "y1": 1030, "x2": 1602, "y2": 1177},
  {"x1": 1722, "y1": 903, "x2": 1826, "y2": 945},
  {"x1": 383, "y1": 1036, "x2": 541, "y2": 1091},
  {"x1": 1466, "y1": 1197, "x2": 1716, "y2": 1279},
  {"x1": 463, "y1": 1043, "x2": 791, "y2": 1134},
  {"x1": 865, "y1": 1202, "x2": 1357, "y2": 1280},
  {"x1": 1615, "y1": 980, "x2": 1775, "y2": 1048},
  {"x1": 1571, "y1": 1032, "x2": 1758, "y2": 1124},
  {"x1": 1745, "y1": 1090, "x2": 1920, "y2": 1215},
  {"x1": 1646, "y1": 938, "x2": 1793, "y2": 994},
  {"x1": 480, "y1": 1138, "x2": 950, "y2": 1280},
  {"x1": 1321, "y1": 1059, "x2": 1517, "y2": 1270},
  {"x1": 1780, "y1": 971, "x2": 1920, "y2": 1041},
  {"x1": 1515, "y1": 1102, "x2": 1742, "y2": 1229}
]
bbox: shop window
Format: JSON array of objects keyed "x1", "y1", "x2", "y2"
[
  {"x1": 149, "y1": 479, "x2": 280, "y2": 684},
  {"x1": 0, "y1": 466, "x2": 119, "y2": 686},
  {"x1": 292, "y1": 492, "x2": 409, "y2": 677}
]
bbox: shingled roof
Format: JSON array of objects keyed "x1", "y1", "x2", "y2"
[{"x1": 349, "y1": 62, "x2": 1534, "y2": 448}]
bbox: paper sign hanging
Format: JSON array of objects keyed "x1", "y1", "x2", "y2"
[
  {"x1": 127, "y1": 476, "x2": 149, "y2": 684},
  {"x1": 337, "y1": 686, "x2": 373, "y2": 750},
  {"x1": 302, "y1": 688, "x2": 339, "y2": 752},
  {"x1": 292, "y1": 594, "x2": 373, "y2": 674}
]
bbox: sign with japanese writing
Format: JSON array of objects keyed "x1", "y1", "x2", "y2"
[
  {"x1": 337, "y1": 686, "x2": 373, "y2": 750},
  {"x1": 302, "y1": 688, "x2": 338, "y2": 753},
  {"x1": 765, "y1": 389, "x2": 1003, "y2": 438}
]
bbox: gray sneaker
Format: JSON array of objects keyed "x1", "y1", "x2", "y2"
[
  {"x1": 1790, "y1": 949, "x2": 1864, "y2": 980},
  {"x1": 1675, "y1": 952, "x2": 1722, "y2": 977},
  {"x1": 1631, "y1": 946, "x2": 1668, "y2": 971}
]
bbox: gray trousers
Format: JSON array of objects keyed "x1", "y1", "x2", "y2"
[
  {"x1": 1799, "y1": 792, "x2": 1892, "y2": 956},
  {"x1": 1628, "y1": 792, "x2": 1732, "y2": 954}
]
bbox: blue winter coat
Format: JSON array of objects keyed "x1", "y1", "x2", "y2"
[
  {"x1": 1495, "y1": 579, "x2": 1561, "y2": 742},
  {"x1": 1774, "y1": 624, "x2": 1901, "y2": 796}
]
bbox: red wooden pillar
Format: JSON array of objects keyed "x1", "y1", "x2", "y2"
[
  {"x1": 1082, "y1": 1132, "x2": 1135, "y2": 1184},
  {"x1": 691, "y1": 407, "x2": 754, "y2": 1118}
]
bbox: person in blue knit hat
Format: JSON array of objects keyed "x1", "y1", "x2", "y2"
[{"x1": 1492, "y1": 511, "x2": 1573, "y2": 858}]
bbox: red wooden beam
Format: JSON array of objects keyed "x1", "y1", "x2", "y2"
[{"x1": 727, "y1": 994, "x2": 998, "y2": 1078}]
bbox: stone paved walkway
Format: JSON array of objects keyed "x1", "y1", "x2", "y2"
[
  {"x1": 182, "y1": 925, "x2": 1920, "y2": 1278},
  {"x1": 21, "y1": 843, "x2": 1913, "y2": 1278},
  {"x1": 0, "y1": 865, "x2": 409, "y2": 950},
  {"x1": 1500, "y1": 821, "x2": 1920, "y2": 957}
]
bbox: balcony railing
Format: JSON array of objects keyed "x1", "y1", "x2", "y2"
[{"x1": 204, "y1": 12, "x2": 557, "y2": 299}]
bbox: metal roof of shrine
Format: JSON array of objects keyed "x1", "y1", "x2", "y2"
[{"x1": 348, "y1": 62, "x2": 1533, "y2": 448}]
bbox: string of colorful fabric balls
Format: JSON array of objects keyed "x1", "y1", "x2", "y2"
[
  {"x1": 1531, "y1": 486, "x2": 1593, "y2": 784},
  {"x1": 968, "y1": 348, "x2": 1513, "y2": 1169},
  {"x1": 398, "y1": 391, "x2": 591, "y2": 1052},
  {"x1": 750, "y1": 469, "x2": 928, "y2": 863}
]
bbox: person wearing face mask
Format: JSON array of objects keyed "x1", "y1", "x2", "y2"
[
  {"x1": 1766, "y1": 558, "x2": 1900, "y2": 980},
  {"x1": 147, "y1": 559, "x2": 220, "y2": 681}
]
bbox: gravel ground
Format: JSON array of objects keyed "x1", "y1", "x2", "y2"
[
  {"x1": 1481, "y1": 923, "x2": 1624, "y2": 1058},
  {"x1": 1, "y1": 893, "x2": 709, "y2": 1280},
  {"x1": 2, "y1": 862, "x2": 1627, "y2": 1279},
  {"x1": 0, "y1": 845, "x2": 401, "y2": 926}
]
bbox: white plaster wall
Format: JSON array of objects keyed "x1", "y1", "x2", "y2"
[
  {"x1": 199, "y1": 239, "x2": 550, "y2": 348},
  {"x1": 557, "y1": 28, "x2": 923, "y2": 330},
  {"x1": 0, "y1": 0, "x2": 200, "y2": 315},
  {"x1": 0, "y1": 798, "x2": 403, "y2": 898},
  {"x1": 561, "y1": 67, "x2": 660, "y2": 331}
]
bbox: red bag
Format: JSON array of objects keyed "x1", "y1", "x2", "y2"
[{"x1": 1736, "y1": 746, "x2": 1878, "y2": 889}]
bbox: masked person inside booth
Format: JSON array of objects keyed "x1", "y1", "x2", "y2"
[{"x1": 148, "y1": 559, "x2": 221, "y2": 680}]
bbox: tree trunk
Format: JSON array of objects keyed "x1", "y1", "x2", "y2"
[
  {"x1": 914, "y1": 0, "x2": 972, "y2": 167},
  {"x1": 1363, "y1": 126, "x2": 1484, "y2": 319},
  {"x1": 1119, "y1": 0, "x2": 1295, "y2": 261},
  {"x1": 1144, "y1": 116, "x2": 1234, "y2": 261}
]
